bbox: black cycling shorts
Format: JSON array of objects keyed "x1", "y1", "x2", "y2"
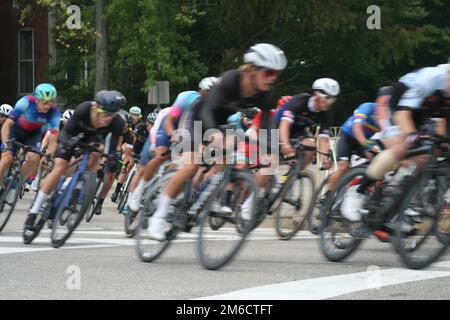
[
  {"x1": 336, "y1": 132, "x2": 366, "y2": 161},
  {"x1": 54, "y1": 131, "x2": 104, "y2": 161}
]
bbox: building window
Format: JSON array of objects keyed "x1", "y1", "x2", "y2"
[{"x1": 18, "y1": 29, "x2": 34, "y2": 95}]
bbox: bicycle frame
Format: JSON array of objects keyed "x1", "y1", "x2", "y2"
[{"x1": 50, "y1": 153, "x2": 90, "y2": 218}]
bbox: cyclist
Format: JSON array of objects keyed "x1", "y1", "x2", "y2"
[
  {"x1": 0, "y1": 104, "x2": 13, "y2": 127},
  {"x1": 325, "y1": 99, "x2": 384, "y2": 197},
  {"x1": 110, "y1": 109, "x2": 149, "y2": 203},
  {"x1": 0, "y1": 84, "x2": 61, "y2": 190},
  {"x1": 129, "y1": 106, "x2": 142, "y2": 126},
  {"x1": 276, "y1": 78, "x2": 340, "y2": 168},
  {"x1": 341, "y1": 64, "x2": 450, "y2": 222},
  {"x1": 25, "y1": 90, "x2": 126, "y2": 229},
  {"x1": 127, "y1": 77, "x2": 218, "y2": 212},
  {"x1": 123, "y1": 111, "x2": 159, "y2": 211},
  {"x1": 92, "y1": 110, "x2": 135, "y2": 215},
  {"x1": 145, "y1": 43, "x2": 287, "y2": 240},
  {"x1": 29, "y1": 108, "x2": 76, "y2": 192}
]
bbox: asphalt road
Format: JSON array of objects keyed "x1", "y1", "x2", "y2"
[{"x1": 0, "y1": 192, "x2": 449, "y2": 300}]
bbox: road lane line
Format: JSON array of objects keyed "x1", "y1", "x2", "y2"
[{"x1": 197, "y1": 260, "x2": 450, "y2": 300}]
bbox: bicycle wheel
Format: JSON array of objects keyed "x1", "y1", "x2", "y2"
[
  {"x1": 85, "y1": 176, "x2": 105, "y2": 223},
  {"x1": 319, "y1": 167, "x2": 365, "y2": 262},
  {"x1": 197, "y1": 170, "x2": 257, "y2": 270},
  {"x1": 124, "y1": 203, "x2": 139, "y2": 238},
  {"x1": 23, "y1": 197, "x2": 53, "y2": 244},
  {"x1": 0, "y1": 174, "x2": 21, "y2": 233},
  {"x1": 306, "y1": 177, "x2": 329, "y2": 235},
  {"x1": 392, "y1": 173, "x2": 449, "y2": 270},
  {"x1": 118, "y1": 171, "x2": 135, "y2": 212},
  {"x1": 136, "y1": 173, "x2": 175, "y2": 263},
  {"x1": 274, "y1": 170, "x2": 316, "y2": 240},
  {"x1": 51, "y1": 172, "x2": 96, "y2": 248},
  {"x1": 19, "y1": 183, "x2": 27, "y2": 199}
]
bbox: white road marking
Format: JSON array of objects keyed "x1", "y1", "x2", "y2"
[
  {"x1": 0, "y1": 244, "x2": 117, "y2": 255},
  {"x1": 198, "y1": 260, "x2": 450, "y2": 300}
]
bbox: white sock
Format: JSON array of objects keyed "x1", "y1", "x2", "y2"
[
  {"x1": 153, "y1": 194, "x2": 174, "y2": 220},
  {"x1": 30, "y1": 191, "x2": 49, "y2": 214},
  {"x1": 243, "y1": 191, "x2": 255, "y2": 208},
  {"x1": 133, "y1": 179, "x2": 146, "y2": 198}
]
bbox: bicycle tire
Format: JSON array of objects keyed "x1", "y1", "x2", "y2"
[
  {"x1": 85, "y1": 176, "x2": 105, "y2": 223},
  {"x1": 197, "y1": 170, "x2": 257, "y2": 270},
  {"x1": 124, "y1": 205, "x2": 139, "y2": 238},
  {"x1": 118, "y1": 170, "x2": 135, "y2": 213},
  {"x1": 51, "y1": 172, "x2": 96, "y2": 248},
  {"x1": 0, "y1": 174, "x2": 21, "y2": 233},
  {"x1": 274, "y1": 170, "x2": 316, "y2": 240},
  {"x1": 392, "y1": 172, "x2": 449, "y2": 270},
  {"x1": 23, "y1": 196, "x2": 53, "y2": 244},
  {"x1": 319, "y1": 167, "x2": 365, "y2": 262},
  {"x1": 306, "y1": 177, "x2": 329, "y2": 235},
  {"x1": 136, "y1": 174, "x2": 175, "y2": 263}
]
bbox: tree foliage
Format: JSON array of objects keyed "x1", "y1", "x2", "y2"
[{"x1": 13, "y1": 0, "x2": 450, "y2": 121}]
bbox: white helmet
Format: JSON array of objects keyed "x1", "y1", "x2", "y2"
[
  {"x1": 0, "y1": 104, "x2": 12, "y2": 117},
  {"x1": 129, "y1": 106, "x2": 142, "y2": 116},
  {"x1": 199, "y1": 77, "x2": 218, "y2": 91},
  {"x1": 312, "y1": 78, "x2": 341, "y2": 97},
  {"x1": 243, "y1": 43, "x2": 287, "y2": 71},
  {"x1": 62, "y1": 109, "x2": 74, "y2": 123}
]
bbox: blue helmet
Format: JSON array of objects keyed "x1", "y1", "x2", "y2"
[{"x1": 35, "y1": 83, "x2": 57, "y2": 102}]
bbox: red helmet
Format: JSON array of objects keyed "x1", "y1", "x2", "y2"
[{"x1": 277, "y1": 95, "x2": 293, "y2": 108}]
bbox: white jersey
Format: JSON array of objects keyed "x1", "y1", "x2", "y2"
[
  {"x1": 398, "y1": 67, "x2": 449, "y2": 110},
  {"x1": 150, "y1": 107, "x2": 172, "y2": 145}
]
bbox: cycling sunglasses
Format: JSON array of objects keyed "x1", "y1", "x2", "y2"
[
  {"x1": 258, "y1": 67, "x2": 281, "y2": 78},
  {"x1": 97, "y1": 107, "x2": 118, "y2": 117}
]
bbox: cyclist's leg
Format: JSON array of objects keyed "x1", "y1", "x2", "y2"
[
  {"x1": 28, "y1": 156, "x2": 69, "y2": 218},
  {"x1": 147, "y1": 151, "x2": 199, "y2": 240},
  {"x1": 300, "y1": 137, "x2": 316, "y2": 170},
  {"x1": 0, "y1": 151, "x2": 14, "y2": 185},
  {"x1": 0, "y1": 125, "x2": 22, "y2": 184},
  {"x1": 326, "y1": 133, "x2": 355, "y2": 192},
  {"x1": 163, "y1": 152, "x2": 199, "y2": 199},
  {"x1": 128, "y1": 133, "x2": 169, "y2": 211}
]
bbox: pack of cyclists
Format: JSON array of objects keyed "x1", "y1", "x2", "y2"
[{"x1": 0, "y1": 43, "x2": 449, "y2": 270}]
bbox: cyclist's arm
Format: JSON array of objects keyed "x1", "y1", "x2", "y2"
[
  {"x1": 3, "y1": 97, "x2": 28, "y2": 143},
  {"x1": 435, "y1": 118, "x2": 447, "y2": 136},
  {"x1": 352, "y1": 123, "x2": 368, "y2": 145},
  {"x1": 46, "y1": 131, "x2": 59, "y2": 155},
  {"x1": 164, "y1": 115, "x2": 177, "y2": 137},
  {"x1": 279, "y1": 119, "x2": 292, "y2": 145}
]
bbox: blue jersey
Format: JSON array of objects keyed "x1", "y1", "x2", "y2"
[
  {"x1": 168, "y1": 91, "x2": 201, "y2": 124},
  {"x1": 341, "y1": 102, "x2": 379, "y2": 139},
  {"x1": 10, "y1": 96, "x2": 61, "y2": 134}
]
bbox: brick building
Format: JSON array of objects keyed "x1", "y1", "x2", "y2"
[{"x1": 0, "y1": 1, "x2": 49, "y2": 105}]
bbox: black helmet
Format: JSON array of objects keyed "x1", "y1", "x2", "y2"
[
  {"x1": 119, "y1": 110, "x2": 133, "y2": 126},
  {"x1": 95, "y1": 90, "x2": 126, "y2": 112},
  {"x1": 377, "y1": 86, "x2": 393, "y2": 97},
  {"x1": 242, "y1": 107, "x2": 259, "y2": 120}
]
